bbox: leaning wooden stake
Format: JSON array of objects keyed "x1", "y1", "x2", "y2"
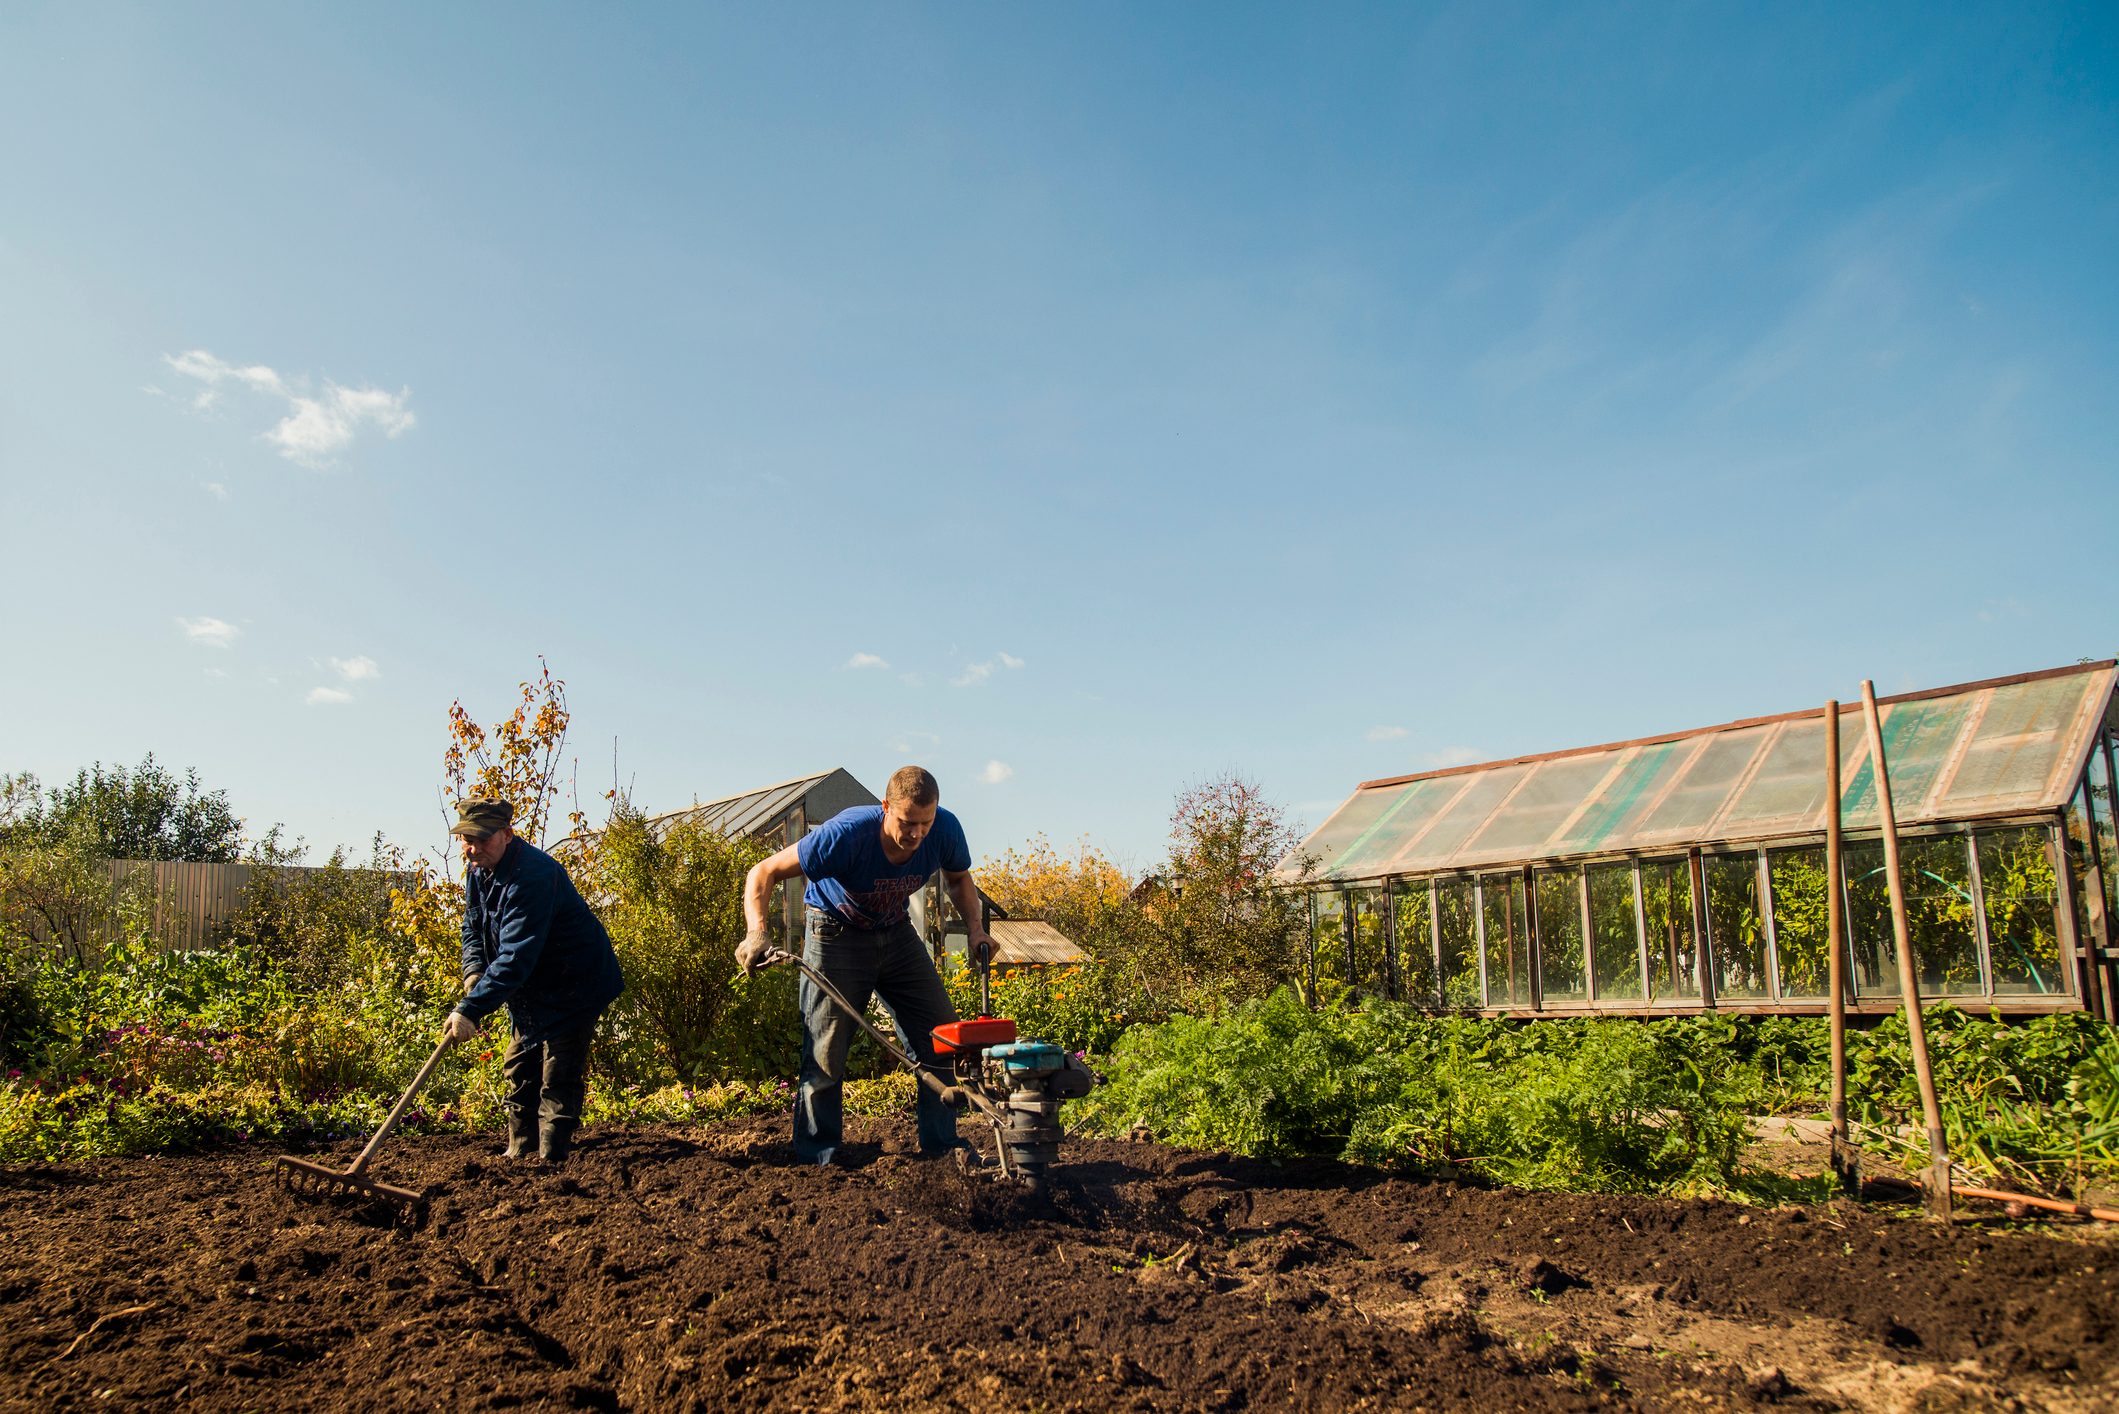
[
  {"x1": 1825, "y1": 700, "x2": 1859, "y2": 1193},
  {"x1": 1861, "y1": 680, "x2": 1952, "y2": 1222}
]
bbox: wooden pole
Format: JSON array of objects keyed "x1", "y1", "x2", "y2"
[
  {"x1": 1826, "y1": 700, "x2": 1859, "y2": 1192},
  {"x1": 1861, "y1": 680, "x2": 1953, "y2": 1222}
]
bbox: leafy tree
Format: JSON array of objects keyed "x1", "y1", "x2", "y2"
[
  {"x1": 585, "y1": 803, "x2": 798, "y2": 1082},
  {"x1": 1140, "y1": 773, "x2": 1311, "y2": 1008},
  {"x1": 0, "y1": 755, "x2": 242, "y2": 861}
]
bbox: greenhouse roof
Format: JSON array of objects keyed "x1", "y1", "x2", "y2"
[
  {"x1": 1290, "y1": 661, "x2": 2118, "y2": 884},
  {"x1": 644, "y1": 767, "x2": 874, "y2": 841}
]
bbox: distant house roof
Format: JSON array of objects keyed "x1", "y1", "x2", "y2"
[{"x1": 1287, "y1": 660, "x2": 2118, "y2": 885}]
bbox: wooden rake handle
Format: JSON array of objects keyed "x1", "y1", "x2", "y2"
[{"x1": 348, "y1": 1035, "x2": 459, "y2": 1177}]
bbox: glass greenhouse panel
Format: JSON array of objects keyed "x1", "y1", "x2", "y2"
[
  {"x1": 1840, "y1": 700, "x2": 1973, "y2": 832},
  {"x1": 1480, "y1": 873, "x2": 1532, "y2": 1008},
  {"x1": 1937, "y1": 674, "x2": 2103, "y2": 814},
  {"x1": 2089, "y1": 743, "x2": 2119, "y2": 924},
  {"x1": 1899, "y1": 835, "x2": 1984, "y2": 997},
  {"x1": 1587, "y1": 862, "x2": 1642, "y2": 1002},
  {"x1": 1393, "y1": 880, "x2": 1437, "y2": 1003},
  {"x1": 1766, "y1": 846, "x2": 1834, "y2": 1001},
  {"x1": 1548, "y1": 742, "x2": 1690, "y2": 856},
  {"x1": 1639, "y1": 729, "x2": 1772, "y2": 839},
  {"x1": 1640, "y1": 858, "x2": 1698, "y2": 1000},
  {"x1": 1436, "y1": 879, "x2": 1481, "y2": 1008},
  {"x1": 1349, "y1": 887, "x2": 1391, "y2": 996},
  {"x1": 1311, "y1": 890, "x2": 1348, "y2": 987},
  {"x1": 1978, "y1": 827, "x2": 2064, "y2": 997},
  {"x1": 1324, "y1": 778, "x2": 1464, "y2": 879},
  {"x1": 1303, "y1": 787, "x2": 1417, "y2": 879},
  {"x1": 1469, "y1": 755, "x2": 1627, "y2": 859},
  {"x1": 1841, "y1": 840, "x2": 1900, "y2": 998},
  {"x1": 1704, "y1": 851, "x2": 1769, "y2": 1000},
  {"x1": 1395, "y1": 767, "x2": 1534, "y2": 871},
  {"x1": 1535, "y1": 866, "x2": 1588, "y2": 1003},
  {"x1": 2064, "y1": 784, "x2": 2100, "y2": 956},
  {"x1": 1727, "y1": 720, "x2": 1831, "y2": 830}
]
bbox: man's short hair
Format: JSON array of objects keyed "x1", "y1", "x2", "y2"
[{"x1": 885, "y1": 766, "x2": 940, "y2": 808}]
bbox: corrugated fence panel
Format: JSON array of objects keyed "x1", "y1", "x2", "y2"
[{"x1": 20, "y1": 859, "x2": 320, "y2": 955}]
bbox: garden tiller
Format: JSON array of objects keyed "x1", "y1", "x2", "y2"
[
  {"x1": 761, "y1": 946, "x2": 1095, "y2": 1195},
  {"x1": 274, "y1": 1034, "x2": 459, "y2": 1214}
]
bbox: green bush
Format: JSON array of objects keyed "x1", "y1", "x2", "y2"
[{"x1": 587, "y1": 808, "x2": 800, "y2": 1084}]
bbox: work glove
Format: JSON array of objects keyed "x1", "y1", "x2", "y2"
[
  {"x1": 735, "y1": 928, "x2": 774, "y2": 976},
  {"x1": 442, "y1": 1010, "x2": 479, "y2": 1044}
]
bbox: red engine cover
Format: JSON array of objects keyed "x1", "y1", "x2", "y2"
[{"x1": 932, "y1": 1016, "x2": 1017, "y2": 1054}]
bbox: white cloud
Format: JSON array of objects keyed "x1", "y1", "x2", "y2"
[
  {"x1": 843, "y1": 652, "x2": 889, "y2": 670},
  {"x1": 952, "y1": 652, "x2": 1026, "y2": 687},
  {"x1": 202, "y1": 481, "x2": 229, "y2": 500},
  {"x1": 1366, "y1": 725, "x2": 1409, "y2": 742},
  {"x1": 160, "y1": 348, "x2": 415, "y2": 468},
  {"x1": 978, "y1": 760, "x2": 1014, "y2": 785},
  {"x1": 267, "y1": 386, "x2": 415, "y2": 466},
  {"x1": 176, "y1": 616, "x2": 239, "y2": 648},
  {"x1": 889, "y1": 730, "x2": 942, "y2": 754},
  {"x1": 330, "y1": 655, "x2": 379, "y2": 682},
  {"x1": 1424, "y1": 746, "x2": 1481, "y2": 769},
  {"x1": 305, "y1": 686, "x2": 352, "y2": 705}
]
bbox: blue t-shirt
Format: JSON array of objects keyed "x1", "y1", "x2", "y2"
[{"x1": 798, "y1": 805, "x2": 971, "y2": 928}]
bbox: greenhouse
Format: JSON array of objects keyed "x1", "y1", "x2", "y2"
[{"x1": 1286, "y1": 661, "x2": 2119, "y2": 1019}]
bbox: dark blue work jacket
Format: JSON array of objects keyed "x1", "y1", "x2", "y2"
[{"x1": 457, "y1": 837, "x2": 624, "y2": 1045}]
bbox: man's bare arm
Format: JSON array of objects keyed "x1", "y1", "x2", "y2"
[
  {"x1": 944, "y1": 868, "x2": 994, "y2": 962},
  {"x1": 743, "y1": 845, "x2": 805, "y2": 938}
]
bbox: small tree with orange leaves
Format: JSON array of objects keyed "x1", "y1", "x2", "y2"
[
  {"x1": 440, "y1": 657, "x2": 587, "y2": 851},
  {"x1": 384, "y1": 658, "x2": 592, "y2": 1002}
]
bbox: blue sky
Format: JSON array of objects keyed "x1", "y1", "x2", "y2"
[{"x1": 2, "y1": 3, "x2": 2114, "y2": 874}]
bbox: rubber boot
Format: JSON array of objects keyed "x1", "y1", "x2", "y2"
[
  {"x1": 539, "y1": 1118, "x2": 577, "y2": 1167},
  {"x1": 501, "y1": 1110, "x2": 536, "y2": 1160}
]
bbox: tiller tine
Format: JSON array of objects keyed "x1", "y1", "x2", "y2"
[{"x1": 274, "y1": 1155, "x2": 428, "y2": 1211}]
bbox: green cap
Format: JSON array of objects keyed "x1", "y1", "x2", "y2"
[{"x1": 449, "y1": 797, "x2": 515, "y2": 837}]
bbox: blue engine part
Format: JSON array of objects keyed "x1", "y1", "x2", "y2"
[{"x1": 988, "y1": 1041, "x2": 1065, "y2": 1076}]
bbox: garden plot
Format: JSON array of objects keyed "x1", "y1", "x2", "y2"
[{"x1": 3, "y1": 1119, "x2": 2115, "y2": 1412}]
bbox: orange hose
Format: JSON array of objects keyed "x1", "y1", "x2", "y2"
[
  {"x1": 1947, "y1": 1182, "x2": 2119, "y2": 1223},
  {"x1": 1897, "y1": 1172, "x2": 2119, "y2": 1222}
]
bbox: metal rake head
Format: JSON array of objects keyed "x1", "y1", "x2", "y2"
[{"x1": 274, "y1": 1155, "x2": 428, "y2": 1213}]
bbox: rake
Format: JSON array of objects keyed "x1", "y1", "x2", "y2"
[{"x1": 275, "y1": 1034, "x2": 459, "y2": 1212}]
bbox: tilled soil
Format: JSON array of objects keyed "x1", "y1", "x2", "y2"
[{"x1": 2, "y1": 1118, "x2": 2115, "y2": 1412}]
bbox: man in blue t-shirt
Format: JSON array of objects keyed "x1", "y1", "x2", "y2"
[{"x1": 738, "y1": 766, "x2": 995, "y2": 1164}]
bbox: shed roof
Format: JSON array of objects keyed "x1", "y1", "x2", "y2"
[
  {"x1": 1289, "y1": 661, "x2": 2117, "y2": 884},
  {"x1": 987, "y1": 919, "x2": 1085, "y2": 966}
]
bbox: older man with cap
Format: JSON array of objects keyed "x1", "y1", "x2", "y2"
[{"x1": 442, "y1": 797, "x2": 625, "y2": 1165}]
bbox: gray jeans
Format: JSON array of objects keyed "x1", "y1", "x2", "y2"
[{"x1": 793, "y1": 907, "x2": 960, "y2": 1159}]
